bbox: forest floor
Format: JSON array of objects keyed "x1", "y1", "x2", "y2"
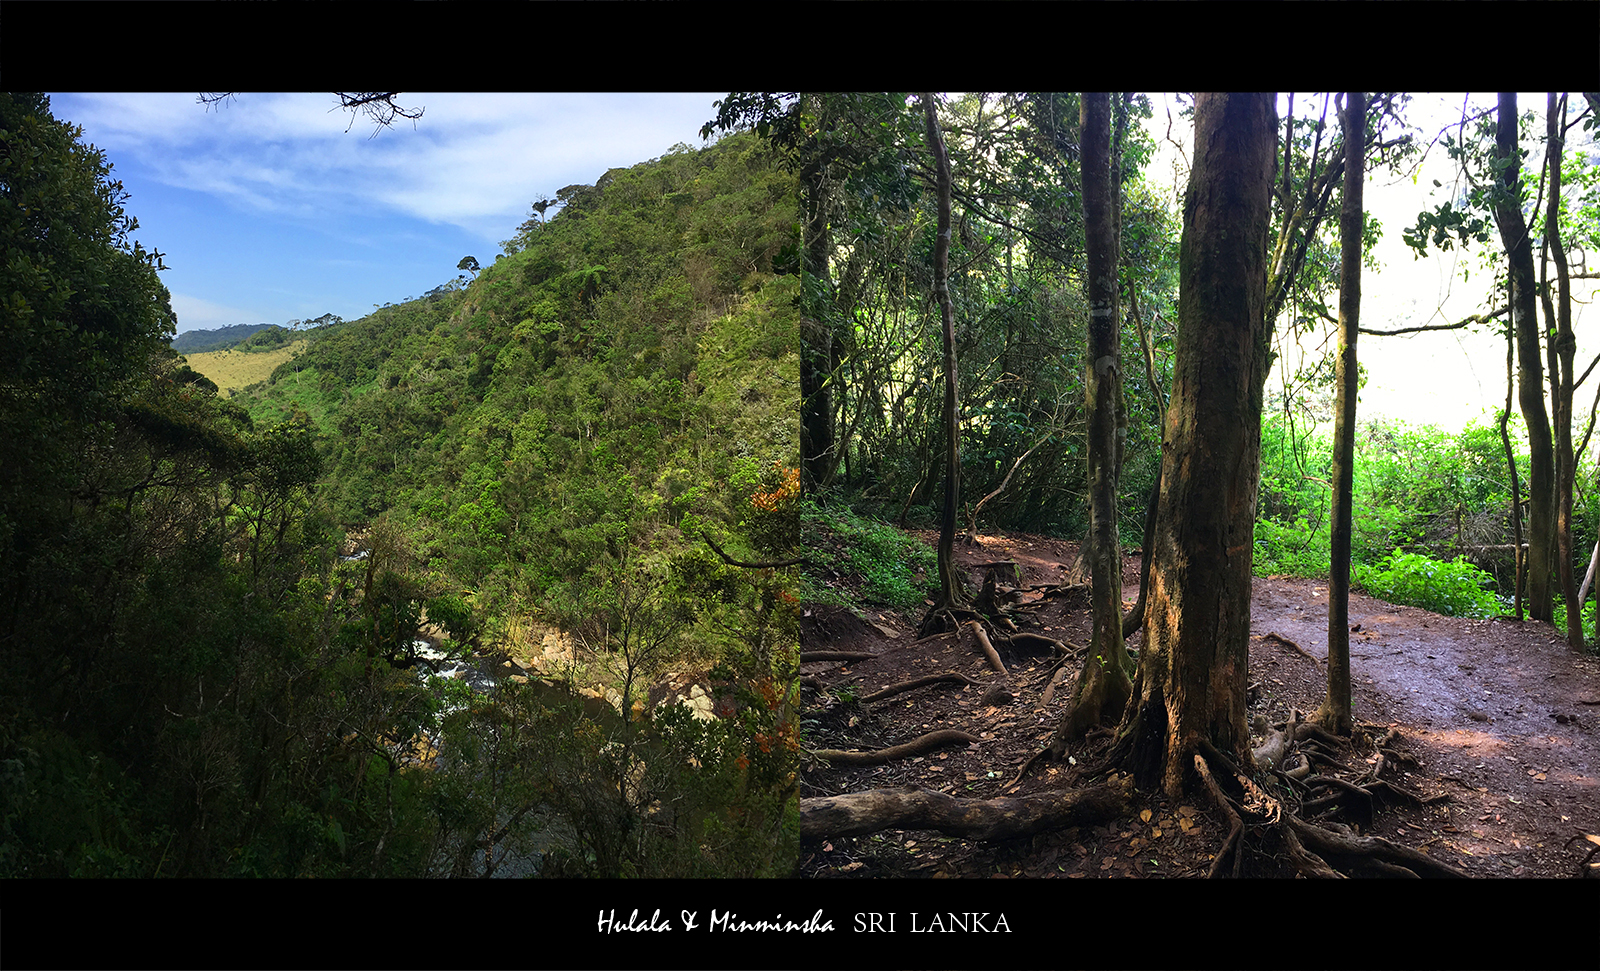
[{"x1": 798, "y1": 528, "x2": 1600, "y2": 879}]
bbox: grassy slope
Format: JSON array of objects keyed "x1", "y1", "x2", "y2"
[{"x1": 182, "y1": 341, "x2": 306, "y2": 397}]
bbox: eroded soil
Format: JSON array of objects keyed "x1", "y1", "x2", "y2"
[{"x1": 799, "y1": 529, "x2": 1600, "y2": 878}]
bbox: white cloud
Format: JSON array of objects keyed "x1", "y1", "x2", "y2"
[
  {"x1": 55, "y1": 92, "x2": 722, "y2": 242},
  {"x1": 170, "y1": 292, "x2": 266, "y2": 334}
]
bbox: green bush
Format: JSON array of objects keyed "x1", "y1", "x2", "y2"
[
  {"x1": 801, "y1": 501, "x2": 936, "y2": 611},
  {"x1": 1253, "y1": 516, "x2": 1330, "y2": 579},
  {"x1": 1352, "y1": 549, "x2": 1499, "y2": 618}
]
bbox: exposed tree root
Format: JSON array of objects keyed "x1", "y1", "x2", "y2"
[
  {"x1": 1194, "y1": 752, "x2": 1246, "y2": 878},
  {"x1": 1284, "y1": 815, "x2": 1464, "y2": 878},
  {"x1": 800, "y1": 650, "x2": 878, "y2": 663},
  {"x1": 1185, "y1": 726, "x2": 1468, "y2": 878},
  {"x1": 1564, "y1": 832, "x2": 1600, "y2": 877},
  {"x1": 1004, "y1": 631, "x2": 1071, "y2": 658},
  {"x1": 810, "y1": 729, "x2": 980, "y2": 767},
  {"x1": 1039, "y1": 666, "x2": 1071, "y2": 708},
  {"x1": 1040, "y1": 581, "x2": 1091, "y2": 601},
  {"x1": 858, "y1": 673, "x2": 982, "y2": 703},
  {"x1": 1262, "y1": 630, "x2": 1321, "y2": 666},
  {"x1": 916, "y1": 605, "x2": 984, "y2": 640},
  {"x1": 966, "y1": 621, "x2": 1007, "y2": 676},
  {"x1": 799, "y1": 779, "x2": 1132, "y2": 841}
]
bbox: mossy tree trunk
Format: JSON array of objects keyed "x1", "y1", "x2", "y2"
[
  {"x1": 1061, "y1": 92, "x2": 1132, "y2": 742},
  {"x1": 799, "y1": 100, "x2": 837, "y2": 492},
  {"x1": 1108, "y1": 92, "x2": 1276, "y2": 799}
]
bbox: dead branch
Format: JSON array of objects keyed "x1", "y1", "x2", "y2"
[
  {"x1": 965, "y1": 425, "x2": 1058, "y2": 542},
  {"x1": 799, "y1": 781, "x2": 1132, "y2": 841},
  {"x1": 811, "y1": 729, "x2": 980, "y2": 767},
  {"x1": 1359, "y1": 305, "x2": 1507, "y2": 337}
]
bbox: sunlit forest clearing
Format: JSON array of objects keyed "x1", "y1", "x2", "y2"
[{"x1": 772, "y1": 91, "x2": 1600, "y2": 881}]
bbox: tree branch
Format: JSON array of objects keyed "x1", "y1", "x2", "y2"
[
  {"x1": 1359, "y1": 305, "x2": 1507, "y2": 337},
  {"x1": 701, "y1": 530, "x2": 809, "y2": 569}
]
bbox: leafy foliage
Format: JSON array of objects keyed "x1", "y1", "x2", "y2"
[
  {"x1": 1352, "y1": 550, "x2": 1499, "y2": 619},
  {"x1": 801, "y1": 500, "x2": 937, "y2": 611}
]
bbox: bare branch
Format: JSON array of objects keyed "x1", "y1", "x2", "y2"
[
  {"x1": 333, "y1": 93, "x2": 425, "y2": 138},
  {"x1": 1359, "y1": 305, "x2": 1507, "y2": 337}
]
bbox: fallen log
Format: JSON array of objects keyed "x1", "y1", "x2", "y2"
[
  {"x1": 800, "y1": 781, "x2": 1132, "y2": 841},
  {"x1": 811, "y1": 729, "x2": 980, "y2": 767}
]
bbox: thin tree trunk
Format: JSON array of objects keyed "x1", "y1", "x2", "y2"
[
  {"x1": 1317, "y1": 92, "x2": 1364, "y2": 736},
  {"x1": 1501, "y1": 304, "x2": 1525, "y2": 622},
  {"x1": 1108, "y1": 92, "x2": 1277, "y2": 800},
  {"x1": 1122, "y1": 284, "x2": 1167, "y2": 638},
  {"x1": 1544, "y1": 93, "x2": 1582, "y2": 649},
  {"x1": 1495, "y1": 92, "x2": 1555, "y2": 623},
  {"x1": 799, "y1": 94, "x2": 838, "y2": 491},
  {"x1": 1059, "y1": 92, "x2": 1132, "y2": 743},
  {"x1": 922, "y1": 94, "x2": 966, "y2": 616}
]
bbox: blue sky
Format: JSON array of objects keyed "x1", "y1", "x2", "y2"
[{"x1": 47, "y1": 93, "x2": 727, "y2": 334}]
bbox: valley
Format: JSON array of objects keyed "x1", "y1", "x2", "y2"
[{"x1": 179, "y1": 339, "x2": 306, "y2": 396}]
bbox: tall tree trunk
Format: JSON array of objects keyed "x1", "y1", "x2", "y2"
[
  {"x1": 799, "y1": 126, "x2": 837, "y2": 492},
  {"x1": 1109, "y1": 92, "x2": 1277, "y2": 800},
  {"x1": 922, "y1": 94, "x2": 966, "y2": 617},
  {"x1": 1059, "y1": 92, "x2": 1133, "y2": 742},
  {"x1": 1494, "y1": 92, "x2": 1555, "y2": 623},
  {"x1": 1544, "y1": 93, "x2": 1582, "y2": 649},
  {"x1": 1317, "y1": 92, "x2": 1364, "y2": 736}
]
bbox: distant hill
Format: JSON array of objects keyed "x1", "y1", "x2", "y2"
[
  {"x1": 181, "y1": 340, "x2": 307, "y2": 397},
  {"x1": 172, "y1": 314, "x2": 342, "y2": 354},
  {"x1": 171, "y1": 323, "x2": 276, "y2": 354}
]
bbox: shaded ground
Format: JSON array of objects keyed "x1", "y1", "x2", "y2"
[{"x1": 799, "y1": 529, "x2": 1600, "y2": 878}]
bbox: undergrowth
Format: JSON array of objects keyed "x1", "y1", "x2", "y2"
[
  {"x1": 1351, "y1": 549, "x2": 1500, "y2": 619},
  {"x1": 800, "y1": 500, "x2": 936, "y2": 613}
]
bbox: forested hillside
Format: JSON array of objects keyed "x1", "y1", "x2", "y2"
[{"x1": 1, "y1": 94, "x2": 800, "y2": 878}]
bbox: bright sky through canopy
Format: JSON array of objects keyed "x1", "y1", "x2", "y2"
[
  {"x1": 1147, "y1": 92, "x2": 1600, "y2": 435},
  {"x1": 46, "y1": 93, "x2": 725, "y2": 334}
]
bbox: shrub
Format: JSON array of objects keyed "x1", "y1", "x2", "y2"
[
  {"x1": 1352, "y1": 549, "x2": 1499, "y2": 618},
  {"x1": 1253, "y1": 516, "x2": 1330, "y2": 579},
  {"x1": 800, "y1": 501, "x2": 936, "y2": 611}
]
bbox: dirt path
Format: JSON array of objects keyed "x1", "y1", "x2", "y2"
[{"x1": 799, "y1": 529, "x2": 1600, "y2": 878}]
